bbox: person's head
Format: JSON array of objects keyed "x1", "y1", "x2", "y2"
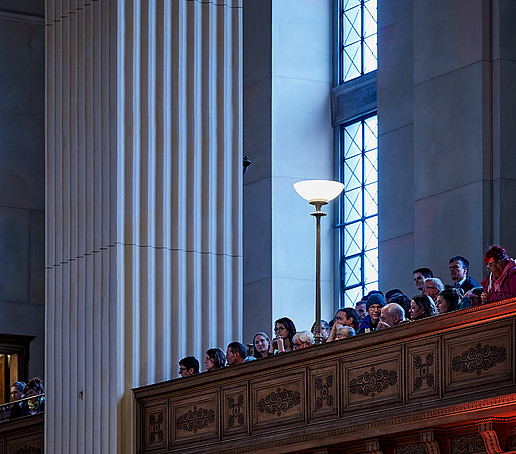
[
  {"x1": 334, "y1": 308, "x2": 360, "y2": 331},
  {"x1": 292, "y1": 330, "x2": 314, "y2": 350},
  {"x1": 253, "y1": 332, "x2": 270, "y2": 358},
  {"x1": 413, "y1": 267, "x2": 433, "y2": 291},
  {"x1": 484, "y1": 245, "x2": 510, "y2": 278},
  {"x1": 387, "y1": 293, "x2": 411, "y2": 319},
  {"x1": 274, "y1": 317, "x2": 296, "y2": 343},
  {"x1": 449, "y1": 256, "x2": 470, "y2": 283},
  {"x1": 205, "y1": 348, "x2": 226, "y2": 370},
  {"x1": 366, "y1": 292, "x2": 385, "y2": 322},
  {"x1": 179, "y1": 356, "x2": 200, "y2": 377},
  {"x1": 436, "y1": 288, "x2": 463, "y2": 315},
  {"x1": 310, "y1": 320, "x2": 330, "y2": 342},
  {"x1": 355, "y1": 297, "x2": 367, "y2": 320},
  {"x1": 23, "y1": 377, "x2": 44, "y2": 397},
  {"x1": 463, "y1": 287, "x2": 483, "y2": 307},
  {"x1": 10, "y1": 381, "x2": 25, "y2": 402},
  {"x1": 385, "y1": 289, "x2": 403, "y2": 302},
  {"x1": 334, "y1": 325, "x2": 356, "y2": 340},
  {"x1": 379, "y1": 303, "x2": 405, "y2": 328},
  {"x1": 226, "y1": 342, "x2": 247, "y2": 366},
  {"x1": 410, "y1": 294, "x2": 437, "y2": 320},
  {"x1": 423, "y1": 278, "x2": 444, "y2": 301}
]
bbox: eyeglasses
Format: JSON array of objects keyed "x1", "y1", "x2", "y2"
[
  {"x1": 293, "y1": 342, "x2": 304, "y2": 348},
  {"x1": 486, "y1": 260, "x2": 501, "y2": 269},
  {"x1": 274, "y1": 326, "x2": 286, "y2": 333}
]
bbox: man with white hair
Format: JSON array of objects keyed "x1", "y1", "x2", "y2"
[
  {"x1": 292, "y1": 330, "x2": 314, "y2": 350},
  {"x1": 378, "y1": 303, "x2": 406, "y2": 330},
  {"x1": 423, "y1": 277, "x2": 444, "y2": 302}
]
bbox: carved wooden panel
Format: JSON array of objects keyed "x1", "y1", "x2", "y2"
[
  {"x1": 449, "y1": 433, "x2": 485, "y2": 454},
  {"x1": 342, "y1": 348, "x2": 402, "y2": 411},
  {"x1": 406, "y1": 340, "x2": 439, "y2": 403},
  {"x1": 143, "y1": 401, "x2": 167, "y2": 452},
  {"x1": 443, "y1": 323, "x2": 512, "y2": 396},
  {"x1": 222, "y1": 384, "x2": 248, "y2": 439},
  {"x1": 396, "y1": 443, "x2": 426, "y2": 454},
  {"x1": 308, "y1": 362, "x2": 338, "y2": 422},
  {"x1": 250, "y1": 371, "x2": 305, "y2": 433},
  {"x1": 510, "y1": 426, "x2": 516, "y2": 449},
  {"x1": 169, "y1": 391, "x2": 219, "y2": 448},
  {"x1": 5, "y1": 432, "x2": 43, "y2": 454}
]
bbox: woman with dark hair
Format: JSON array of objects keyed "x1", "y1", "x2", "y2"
[
  {"x1": 269, "y1": 317, "x2": 296, "y2": 353},
  {"x1": 252, "y1": 332, "x2": 271, "y2": 358},
  {"x1": 204, "y1": 348, "x2": 226, "y2": 371},
  {"x1": 22, "y1": 377, "x2": 45, "y2": 416},
  {"x1": 481, "y1": 245, "x2": 516, "y2": 303},
  {"x1": 409, "y1": 294, "x2": 437, "y2": 320},
  {"x1": 9, "y1": 381, "x2": 26, "y2": 420},
  {"x1": 436, "y1": 288, "x2": 463, "y2": 315}
]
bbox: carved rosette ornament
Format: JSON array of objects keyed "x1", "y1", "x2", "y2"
[
  {"x1": 450, "y1": 433, "x2": 485, "y2": 454},
  {"x1": 451, "y1": 343, "x2": 507, "y2": 376},
  {"x1": 349, "y1": 366, "x2": 398, "y2": 398},
  {"x1": 414, "y1": 353, "x2": 435, "y2": 391},
  {"x1": 149, "y1": 412, "x2": 164, "y2": 444},
  {"x1": 257, "y1": 387, "x2": 301, "y2": 417},
  {"x1": 314, "y1": 375, "x2": 334, "y2": 411},
  {"x1": 396, "y1": 444, "x2": 427, "y2": 454},
  {"x1": 175, "y1": 406, "x2": 215, "y2": 433},
  {"x1": 227, "y1": 394, "x2": 244, "y2": 428}
]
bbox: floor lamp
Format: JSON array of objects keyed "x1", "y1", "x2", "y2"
[{"x1": 294, "y1": 180, "x2": 344, "y2": 345}]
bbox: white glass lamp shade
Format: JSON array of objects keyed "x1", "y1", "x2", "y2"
[{"x1": 293, "y1": 180, "x2": 344, "y2": 203}]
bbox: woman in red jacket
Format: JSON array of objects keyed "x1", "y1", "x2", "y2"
[{"x1": 481, "y1": 245, "x2": 516, "y2": 303}]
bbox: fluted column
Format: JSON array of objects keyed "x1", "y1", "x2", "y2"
[{"x1": 46, "y1": 1, "x2": 242, "y2": 452}]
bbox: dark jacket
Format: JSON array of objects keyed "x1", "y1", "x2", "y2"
[{"x1": 357, "y1": 314, "x2": 379, "y2": 334}]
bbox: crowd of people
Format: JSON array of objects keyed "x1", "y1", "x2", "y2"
[
  {"x1": 175, "y1": 245, "x2": 516, "y2": 375},
  {"x1": 1, "y1": 377, "x2": 45, "y2": 421}
]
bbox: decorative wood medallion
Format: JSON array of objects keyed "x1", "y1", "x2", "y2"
[
  {"x1": 396, "y1": 444, "x2": 426, "y2": 454},
  {"x1": 257, "y1": 387, "x2": 301, "y2": 416},
  {"x1": 250, "y1": 372, "x2": 305, "y2": 432},
  {"x1": 143, "y1": 402, "x2": 167, "y2": 451},
  {"x1": 175, "y1": 405, "x2": 215, "y2": 433},
  {"x1": 414, "y1": 353, "x2": 435, "y2": 390},
  {"x1": 170, "y1": 392, "x2": 218, "y2": 446},
  {"x1": 451, "y1": 343, "x2": 507, "y2": 375},
  {"x1": 309, "y1": 364, "x2": 338, "y2": 422},
  {"x1": 450, "y1": 433, "x2": 485, "y2": 454},
  {"x1": 406, "y1": 342, "x2": 439, "y2": 402},
  {"x1": 444, "y1": 325, "x2": 512, "y2": 394},
  {"x1": 343, "y1": 349, "x2": 402, "y2": 410},
  {"x1": 222, "y1": 384, "x2": 248, "y2": 438}
]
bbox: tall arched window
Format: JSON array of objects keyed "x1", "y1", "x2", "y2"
[{"x1": 332, "y1": 0, "x2": 378, "y2": 307}]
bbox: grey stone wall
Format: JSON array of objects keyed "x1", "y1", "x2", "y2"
[
  {"x1": 378, "y1": 0, "x2": 516, "y2": 296},
  {"x1": 0, "y1": 2, "x2": 45, "y2": 379}
]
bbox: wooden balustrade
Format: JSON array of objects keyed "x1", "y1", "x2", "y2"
[
  {"x1": 0, "y1": 413, "x2": 43, "y2": 453},
  {"x1": 134, "y1": 299, "x2": 516, "y2": 453}
]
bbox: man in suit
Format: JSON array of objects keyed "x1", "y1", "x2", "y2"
[{"x1": 449, "y1": 256, "x2": 479, "y2": 293}]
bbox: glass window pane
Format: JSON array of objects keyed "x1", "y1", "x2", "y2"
[
  {"x1": 344, "y1": 286, "x2": 362, "y2": 307},
  {"x1": 344, "y1": 188, "x2": 362, "y2": 223},
  {"x1": 344, "y1": 256, "x2": 361, "y2": 287},
  {"x1": 364, "y1": 149, "x2": 377, "y2": 185},
  {"x1": 344, "y1": 154, "x2": 362, "y2": 191},
  {"x1": 364, "y1": 182, "x2": 377, "y2": 217},
  {"x1": 344, "y1": 222, "x2": 363, "y2": 256},
  {"x1": 344, "y1": 122, "x2": 362, "y2": 159},
  {"x1": 364, "y1": 216, "x2": 378, "y2": 251}
]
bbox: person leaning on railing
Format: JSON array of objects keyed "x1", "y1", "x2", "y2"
[
  {"x1": 21, "y1": 377, "x2": 45, "y2": 416},
  {"x1": 9, "y1": 381, "x2": 26, "y2": 420}
]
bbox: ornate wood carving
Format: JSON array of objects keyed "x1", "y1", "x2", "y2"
[
  {"x1": 452, "y1": 343, "x2": 507, "y2": 376},
  {"x1": 309, "y1": 364, "x2": 338, "y2": 422},
  {"x1": 143, "y1": 402, "x2": 167, "y2": 451},
  {"x1": 349, "y1": 366, "x2": 398, "y2": 397},
  {"x1": 222, "y1": 384, "x2": 248, "y2": 439},
  {"x1": 14, "y1": 447, "x2": 41, "y2": 454},
  {"x1": 257, "y1": 387, "x2": 301, "y2": 416},
  {"x1": 414, "y1": 353, "x2": 434, "y2": 390},
  {"x1": 396, "y1": 444, "x2": 426, "y2": 454},
  {"x1": 175, "y1": 406, "x2": 215, "y2": 433},
  {"x1": 450, "y1": 433, "x2": 485, "y2": 454}
]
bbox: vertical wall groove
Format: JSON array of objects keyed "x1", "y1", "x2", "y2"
[{"x1": 46, "y1": 1, "x2": 243, "y2": 453}]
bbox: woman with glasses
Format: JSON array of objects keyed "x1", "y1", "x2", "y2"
[
  {"x1": 269, "y1": 317, "x2": 296, "y2": 353},
  {"x1": 481, "y1": 245, "x2": 516, "y2": 303}
]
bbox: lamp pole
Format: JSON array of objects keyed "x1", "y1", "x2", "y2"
[{"x1": 311, "y1": 200, "x2": 327, "y2": 345}]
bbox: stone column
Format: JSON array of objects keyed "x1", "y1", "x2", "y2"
[{"x1": 45, "y1": 1, "x2": 242, "y2": 452}]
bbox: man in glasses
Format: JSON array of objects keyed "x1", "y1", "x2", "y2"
[
  {"x1": 179, "y1": 356, "x2": 199, "y2": 377},
  {"x1": 423, "y1": 277, "x2": 444, "y2": 302}
]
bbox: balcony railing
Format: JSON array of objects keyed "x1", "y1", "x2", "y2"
[{"x1": 133, "y1": 298, "x2": 516, "y2": 453}]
